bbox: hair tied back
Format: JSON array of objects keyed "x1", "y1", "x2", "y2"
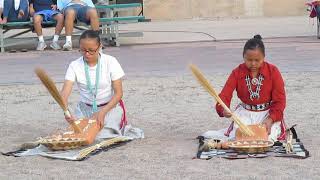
[{"x1": 253, "y1": 34, "x2": 262, "y2": 40}]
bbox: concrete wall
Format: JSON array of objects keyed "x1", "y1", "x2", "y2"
[{"x1": 141, "y1": 0, "x2": 308, "y2": 20}]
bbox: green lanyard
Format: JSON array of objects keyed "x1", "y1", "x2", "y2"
[{"x1": 84, "y1": 56, "x2": 101, "y2": 113}]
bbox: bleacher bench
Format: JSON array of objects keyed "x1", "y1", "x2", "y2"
[{"x1": 0, "y1": 3, "x2": 145, "y2": 52}]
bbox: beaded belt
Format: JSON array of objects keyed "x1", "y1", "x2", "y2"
[
  {"x1": 85, "y1": 102, "x2": 108, "y2": 107},
  {"x1": 241, "y1": 102, "x2": 271, "y2": 111}
]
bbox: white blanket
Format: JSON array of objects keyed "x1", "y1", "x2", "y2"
[
  {"x1": 201, "y1": 105, "x2": 281, "y2": 142},
  {"x1": 8, "y1": 125, "x2": 144, "y2": 161}
]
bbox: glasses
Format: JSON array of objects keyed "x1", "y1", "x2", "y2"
[{"x1": 79, "y1": 46, "x2": 100, "y2": 55}]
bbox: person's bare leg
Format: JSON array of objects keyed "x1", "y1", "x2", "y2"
[
  {"x1": 63, "y1": 9, "x2": 76, "y2": 50},
  {"x1": 50, "y1": 13, "x2": 64, "y2": 50},
  {"x1": 86, "y1": 8, "x2": 99, "y2": 30},
  {"x1": 53, "y1": 13, "x2": 64, "y2": 35},
  {"x1": 64, "y1": 9, "x2": 76, "y2": 36},
  {"x1": 34, "y1": 15, "x2": 47, "y2": 51},
  {"x1": 33, "y1": 14, "x2": 43, "y2": 36}
]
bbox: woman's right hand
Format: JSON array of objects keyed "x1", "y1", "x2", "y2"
[
  {"x1": 29, "y1": 9, "x2": 35, "y2": 17},
  {"x1": 65, "y1": 114, "x2": 76, "y2": 124},
  {"x1": 61, "y1": 80, "x2": 75, "y2": 124},
  {"x1": 223, "y1": 110, "x2": 232, "y2": 118}
]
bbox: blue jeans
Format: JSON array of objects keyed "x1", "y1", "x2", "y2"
[
  {"x1": 3, "y1": 0, "x2": 29, "y2": 22},
  {"x1": 64, "y1": 4, "x2": 94, "y2": 24},
  {"x1": 316, "y1": 6, "x2": 320, "y2": 18}
]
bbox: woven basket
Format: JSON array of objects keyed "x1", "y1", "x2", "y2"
[
  {"x1": 235, "y1": 124, "x2": 268, "y2": 141},
  {"x1": 40, "y1": 138, "x2": 86, "y2": 150},
  {"x1": 40, "y1": 119, "x2": 100, "y2": 150},
  {"x1": 227, "y1": 140, "x2": 274, "y2": 154}
]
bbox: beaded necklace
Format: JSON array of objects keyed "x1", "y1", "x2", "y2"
[
  {"x1": 83, "y1": 56, "x2": 101, "y2": 113},
  {"x1": 245, "y1": 74, "x2": 264, "y2": 101}
]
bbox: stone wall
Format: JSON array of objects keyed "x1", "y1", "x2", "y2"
[{"x1": 141, "y1": 0, "x2": 308, "y2": 20}]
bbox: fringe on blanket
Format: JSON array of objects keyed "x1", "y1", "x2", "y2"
[{"x1": 196, "y1": 125, "x2": 310, "y2": 160}]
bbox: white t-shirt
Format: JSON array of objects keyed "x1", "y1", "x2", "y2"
[{"x1": 65, "y1": 53, "x2": 125, "y2": 105}]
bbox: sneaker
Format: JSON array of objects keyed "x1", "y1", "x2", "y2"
[
  {"x1": 50, "y1": 41, "x2": 61, "y2": 50},
  {"x1": 36, "y1": 41, "x2": 47, "y2": 51},
  {"x1": 63, "y1": 42, "x2": 72, "y2": 51}
]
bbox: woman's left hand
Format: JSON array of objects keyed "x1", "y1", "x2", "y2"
[
  {"x1": 51, "y1": 5, "x2": 57, "y2": 10},
  {"x1": 261, "y1": 117, "x2": 273, "y2": 135},
  {"x1": 92, "y1": 111, "x2": 106, "y2": 130}
]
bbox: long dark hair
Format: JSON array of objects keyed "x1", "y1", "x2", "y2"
[
  {"x1": 79, "y1": 30, "x2": 101, "y2": 44},
  {"x1": 243, "y1": 34, "x2": 265, "y2": 57}
]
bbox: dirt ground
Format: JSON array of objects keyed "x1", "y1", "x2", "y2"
[{"x1": 0, "y1": 41, "x2": 319, "y2": 179}]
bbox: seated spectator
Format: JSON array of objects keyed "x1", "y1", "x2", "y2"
[
  {"x1": 57, "y1": 0, "x2": 99, "y2": 51},
  {"x1": 0, "y1": 0, "x2": 29, "y2": 24},
  {"x1": 315, "y1": 1, "x2": 320, "y2": 18},
  {"x1": 0, "y1": 0, "x2": 3, "y2": 23},
  {"x1": 29, "y1": 0, "x2": 64, "y2": 51}
]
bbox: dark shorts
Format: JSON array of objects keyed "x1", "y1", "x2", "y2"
[
  {"x1": 35, "y1": 10, "x2": 60, "y2": 22},
  {"x1": 64, "y1": 4, "x2": 94, "y2": 24}
]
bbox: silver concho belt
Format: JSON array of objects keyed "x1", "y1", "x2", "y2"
[{"x1": 241, "y1": 102, "x2": 271, "y2": 111}]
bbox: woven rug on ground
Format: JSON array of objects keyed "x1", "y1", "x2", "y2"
[
  {"x1": 2, "y1": 136, "x2": 134, "y2": 161},
  {"x1": 1, "y1": 124, "x2": 144, "y2": 161},
  {"x1": 195, "y1": 125, "x2": 310, "y2": 160}
]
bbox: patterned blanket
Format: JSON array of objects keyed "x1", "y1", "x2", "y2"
[{"x1": 196, "y1": 126, "x2": 310, "y2": 160}]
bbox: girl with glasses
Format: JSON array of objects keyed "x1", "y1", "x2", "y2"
[{"x1": 60, "y1": 30, "x2": 128, "y2": 138}]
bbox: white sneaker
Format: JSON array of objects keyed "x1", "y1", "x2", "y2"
[
  {"x1": 63, "y1": 41, "x2": 72, "y2": 51},
  {"x1": 50, "y1": 41, "x2": 61, "y2": 50},
  {"x1": 36, "y1": 41, "x2": 47, "y2": 51}
]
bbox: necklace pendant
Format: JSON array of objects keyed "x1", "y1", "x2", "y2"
[{"x1": 251, "y1": 78, "x2": 259, "y2": 85}]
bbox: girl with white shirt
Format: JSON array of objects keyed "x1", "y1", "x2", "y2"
[{"x1": 61, "y1": 30, "x2": 126, "y2": 138}]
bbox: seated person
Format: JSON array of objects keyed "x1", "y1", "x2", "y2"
[
  {"x1": 61, "y1": 30, "x2": 127, "y2": 138},
  {"x1": 57, "y1": 0, "x2": 99, "y2": 51},
  {"x1": 202, "y1": 35, "x2": 286, "y2": 142},
  {"x1": 315, "y1": 1, "x2": 320, "y2": 18},
  {"x1": 0, "y1": 0, "x2": 3, "y2": 23},
  {"x1": 0, "y1": 0, "x2": 29, "y2": 24},
  {"x1": 29, "y1": 0, "x2": 64, "y2": 51}
]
